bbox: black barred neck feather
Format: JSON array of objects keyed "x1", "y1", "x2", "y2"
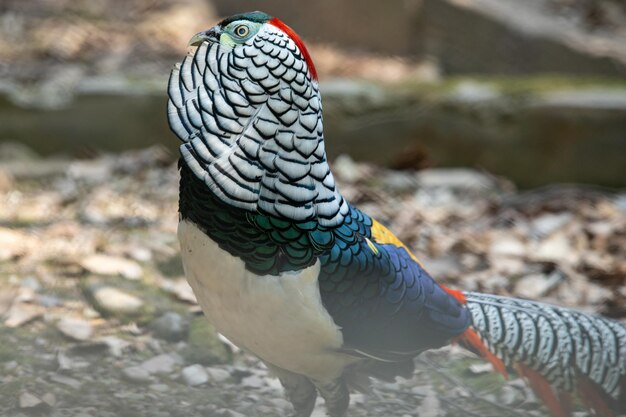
[
  {"x1": 168, "y1": 22, "x2": 348, "y2": 228},
  {"x1": 179, "y1": 161, "x2": 324, "y2": 275}
]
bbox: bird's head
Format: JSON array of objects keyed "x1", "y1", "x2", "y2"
[
  {"x1": 168, "y1": 12, "x2": 347, "y2": 227},
  {"x1": 188, "y1": 12, "x2": 318, "y2": 81}
]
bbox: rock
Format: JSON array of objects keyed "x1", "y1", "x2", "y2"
[
  {"x1": 67, "y1": 159, "x2": 113, "y2": 185},
  {"x1": 416, "y1": 169, "x2": 494, "y2": 191},
  {"x1": 20, "y1": 276, "x2": 41, "y2": 291},
  {"x1": 420, "y1": 256, "x2": 460, "y2": 279},
  {"x1": 311, "y1": 409, "x2": 326, "y2": 417},
  {"x1": 447, "y1": 81, "x2": 499, "y2": 103},
  {"x1": 616, "y1": 194, "x2": 626, "y2": 212},
  {"x1": 215, "y1": 409, "x2": 246, "y2": 417},
  {"x1": 256, "y1": 405, "x2": 276, "y2": 415},
  {"x1": 333, "y1": 154, "x2": 362, "y2": 183},
  {"x1": 265, "y1": 376, "x2": 284, "y2": 392},
  {"x1": 489, "y1": 236, "x2": 526, "y2": 258},
  {"x1": 533, "y1": 233, "x2": 576, "y2": 264},
  {"x1": 586, "y1": 221, "x2": 613, "y2": 238},
  {"x1": 582, "y1": 282, "x2": 613, "y2": 305},
  {"x1": 4, "y1": 75, "x2": 625, "y2": 188},
  {"x1": 73, "y1": 413, "x2": 94, "y2": 417},
  {"x1": 19, "y1": 392, "x2": 43, "y2": 409},
  {"x1": 489, "y1": 256, "x2": 527, "y2": 276},
  {"x1": 122, "y1": 366, "x2": 154, "y2": 383},
  {"x1": 149, "y1": 383, "x2": 169, "y2": 392},
  {"x1": 514, "y1": 273, "x2": 561, "y2": 299},
  {"x1": 69, "y1": 341, "x2": 110, "y2": 357},
  {"x1": 539, "y1": 89, "x2": 626, "y2": 110},
  {"x1": 56, "y1": 350, "x2": 73, "y2": 371},
  {"x1": 127, "y1": 246, "x2": 152, "y2": 262},
  {"x1": 206, "y1": 367, "x2": 231, "y2": 383},
  {"x1": 531, "y1": 212, "x2": 573, "y2": 237},
  {"x1": 322, "y1": 79, "x2": 389, "y2": 108},
  {"x1": 181, "y1": 364, "x2": 209, "y2": 386},
  {"x1": 0, "y1": 142, "x2": 40, "y2": 162},
  {"x1": 0, "y1": 228, "x2": 31, "y2": 261},
  {"x1": 0, "y1": 168, "x2": 13, "y2": 193},
  {"x1": 100, "y1": 335, "x2": 131, "y2": 357},
  {"x1": 150, "y1": 312, "x2": 189, "y2": 342},
  {"x1": 269, "y1": 398, "x2": 292, "y2": 411},
  {"x1": 469, "y1": 362, "x2": 493, "y2": 374},
  {"x1": 414, "y1": 385, "x2": 441, "y2": 417},
  {"x1": 16, "y1": 287, "x2": 36, "y2": 304},
  {"x1": 380, "y1": 171, "x2": 419, "y2": 193},
  {"x1": 0, "y1": 158, "x2": 70, "y2": 181},
  {"x1": 241, "y1": 375, "x2": 265, "y2": 389},
  {"x1": 0, "y1": 287, "x2": 17, "y2": 316},
  {"x1": 182, "y1": 317, "x2": 232, "y2": 365},
  {"x1": 56, "y1": 317, "x2": 93, "y2": 341},
  {"x1": 147, "y1": 338, "x2": 164, "y2": 353},
  {"x1": 49, "y1": 373, "x2": 81, "y2": 389},
  {"x1": 4, "y1": 304, "x2": 43, "y2": 328},
  {"x1": 41, "y1": 392, "x2": 56, "y2": 407},
  {"x1": 37, "y1": 294, "x2": 62, "y2": 308},
  {"x1": 159, "y1": 278, "x2": 197, "y2": 304},
  {"x1": 140, "y1": 353, "x2": 182, "y2": 375},
  {"x1": 4, "y1": 361, "x2": 18, "y2": 372},
  {"x1": 428, "y1": 0, "x2": 626, "y2": 75},
  {"x1": 89, "y1": 286, "x2": 144, "y2": 317},
  {"x1": 81, "y1": 254, "x2": 143, "y2": 280},
  {"x1": 155, "y1": 254, "x2": 185, "y2": 278},
  {"x1": 499, "y1": 385, "x2": 523, "y2": 405}
]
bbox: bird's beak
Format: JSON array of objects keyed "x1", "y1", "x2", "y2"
[{"x1": 189, "y1": 27, "x2": 221, "y2": 46}]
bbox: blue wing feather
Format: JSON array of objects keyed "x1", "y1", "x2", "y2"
[{"x1": 319, "y1": 206, "x2": 471, "y2": 361}]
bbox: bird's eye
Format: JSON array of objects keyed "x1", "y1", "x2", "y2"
[{"x1": 234, "y1": 24, "x2": 250, "y2": 38}]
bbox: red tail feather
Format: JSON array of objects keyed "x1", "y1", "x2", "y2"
[
  {"x1": 442, "y1": 286, "x2": 467, "y2": 304},
  {"x1": 456, "y1": 328, "x2": 508, "y2": 379},
  {"x1": 558, "y1": 392, "x2": 574, "y2": 417},
  {"x1": 577, "y1": 375, "x2": 615, "y2": 417},
  {"x1": 517, "y1": 364, "x2": 572, "y2": 417}
]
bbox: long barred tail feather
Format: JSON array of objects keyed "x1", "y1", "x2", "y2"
[{"x1": 462, "y1": 292, "x2": 626, "y2": 417}]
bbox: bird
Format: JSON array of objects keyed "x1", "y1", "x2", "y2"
[{"x1": 167, "y1": 11, "x2": 626, "y2": 417}]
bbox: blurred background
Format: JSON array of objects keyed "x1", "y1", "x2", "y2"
[
  {"x1": 1, "y1": 0, "x2": 626, "y2": 186},
  {"x1": 0, "y1": 1, "x2": 625, "y2": 417}
]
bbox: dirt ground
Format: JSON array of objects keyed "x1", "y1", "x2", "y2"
[{"x1": 0, "y1": 145, "x2": 624, "y2": 417}]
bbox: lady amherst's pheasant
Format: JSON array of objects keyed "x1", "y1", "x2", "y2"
[{"x1": 167, "y1": 11, "x2": 626, "y2": 417}]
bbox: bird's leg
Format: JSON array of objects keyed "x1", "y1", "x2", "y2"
[
  {"x1": 266, "y1": 364, "x2": 317, "y2": 417},
  {"x1": 314, "y1": 378, "x2": 349, "y2": 417}
]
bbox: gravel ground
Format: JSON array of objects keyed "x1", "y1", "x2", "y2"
[{"x1": 0, "y1": 145, "x2": 624, "y2": 417}]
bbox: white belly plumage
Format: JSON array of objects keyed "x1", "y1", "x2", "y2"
[{"x1": 178, "y1": 220, "x2": 357, "y2": 381}]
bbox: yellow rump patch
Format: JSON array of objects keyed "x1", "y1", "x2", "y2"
[{"x1": 370, "y1": 219, "x2": 424, "y2": 267}]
